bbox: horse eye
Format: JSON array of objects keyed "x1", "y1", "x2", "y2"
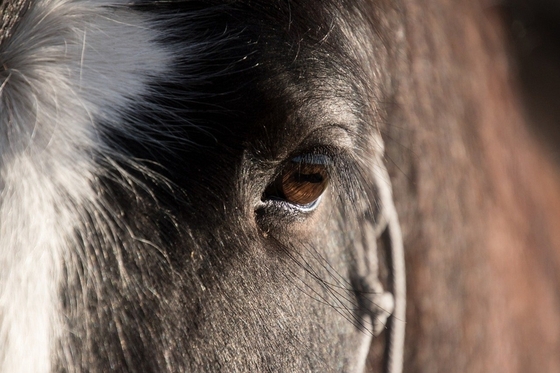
[{"x1": 264, "y1": 154, "x2": 330, "y2": 207}]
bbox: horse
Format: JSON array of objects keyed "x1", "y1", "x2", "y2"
[{"x1": 1, "y1": 0, "x2": 559, "y2": 372}]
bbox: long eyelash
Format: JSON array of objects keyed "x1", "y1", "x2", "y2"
[
  {"x1": 278, "y1": 235, "x2": 389, "y2": 337},
  {"x1": 272, "y1": 237, "x2": 372, "y2": 334},
  {"x1": 261, "y1": 147, "x2": 387, "y2": 334}
]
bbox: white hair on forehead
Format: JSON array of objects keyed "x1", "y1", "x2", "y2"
[{"x1": 0, "y1": 1, "x2": 170, "y2": 372}]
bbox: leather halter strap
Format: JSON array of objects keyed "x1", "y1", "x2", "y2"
[{"x1": 366, "y1": 131, "x2": 406, "y2": 373}]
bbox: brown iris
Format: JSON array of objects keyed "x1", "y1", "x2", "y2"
[{"x1": 265, "y1": 155, "x2": 330, "y2": 206}]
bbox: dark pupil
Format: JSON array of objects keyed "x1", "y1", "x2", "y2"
[{"x1": 293, "y1": 169, "x2": 324, "y2": 184}]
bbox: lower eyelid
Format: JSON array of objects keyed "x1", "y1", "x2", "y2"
[{"x1": 257, "y1": 194, "x2": 323, "y2": 215}]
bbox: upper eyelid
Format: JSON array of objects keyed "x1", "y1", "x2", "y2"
[
  {"x1": 279, "y1": 147, "x2": 338, "y2": 172},
  {"x1": 245, "y1": 124, "x2": 356, "y2": 194},
  {"x1": 279, "y1": 124, "x2": 355, "y2": 164},
  {"x1": 253, "y1": 123, "x2": 355, "y2": 165},
  {"x1": 291, "y1": 153, "x2": 333, "y2": 165},
  {"x1": 298, "y1": 124, "x2": 355, "y2": 151}
]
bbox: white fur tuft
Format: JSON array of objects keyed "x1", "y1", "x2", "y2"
[{"x1": 0, "y1": 1, "x2": 170, "y2": 372}]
